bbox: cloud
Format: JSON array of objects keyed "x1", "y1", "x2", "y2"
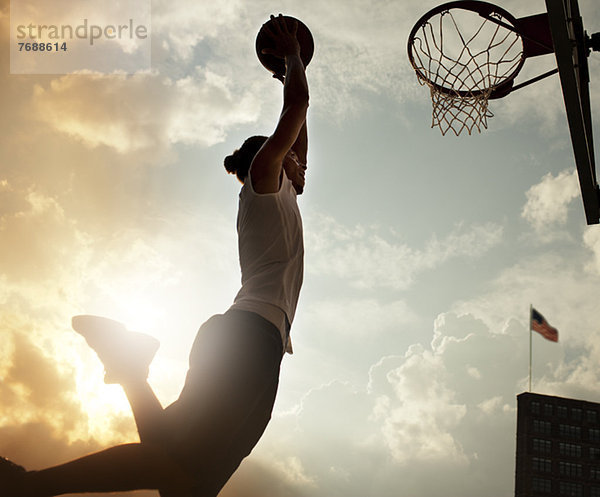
[
  {"x1": 144, "y1": 0, "x2": 600, "y2": 127},
  {"x1": 261, "y1": 380, "x2": 376, "y2": 496},
  {"x1": 148, "y1": 0, "x2": 433, "y2": 118},
  {"x1": 369, "y1": 348, "x2": 468, "y2": 465},
  {"x1": 521, "y1": 169, "x2": 579, "y2": 233},
  {"x1": 0, "y1": 181, "x2": 93, "y2": 319},
  {"x1": 491, "y1": 53, "x2": 566, "y2": 134},
  {"x1": 0, "y1": 183, "x2": 82, "y2": 279},
  {"x1": 451, "y1": 244, "x2": 600, "y2": 388},
  {"x1": 167, "y1": 69, "x2": 260, "y2": 145},
  {"x1": 448, "y1": 240, "x2": 600, "y2": 417},
  {"x1": 152, "y1": 0, "x2": 244, "y2": 61},
  {"x1": 30, "y1": 68, "x2": 261, "y2": 155},
  {"x1": 583, "y1": 226, "x2": 600, "y2": 276},
  {"x1": 290, "y1": 0, "x2": 427, "y2": 117},
  {"x1": 304, "y1": 299, "x2": 418, "y2": 338},
  {"x1": 219, "y1": 458, "x2": 309, "y2": 497},
  {"x1": 254, "y1": 310, "x2": 527, "y2": 497},
  {"x1": 0, "y1": 314, "x2": 106, "y2": 467},
  {"x1": 0, "y1": 179, "x2": 192, "y2": 334},
  {"x1": 271, "y1": 456, "x2": 316, "y2": 488},
  {"x1": 477, "y1": 395, "x2": 505, "y2": 414},
  {"x1": 454, "y1": 253, "x2": 600, "y2": 346},
  {"x1": 306, "y1": 215, "x2": 503, "y2": 290}
]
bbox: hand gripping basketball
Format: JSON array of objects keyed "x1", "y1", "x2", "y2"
[
  {"x1": 256, "y1": 14, "x2": 314, "y2": 80},
  {"x1": 260, "y1": 15, "x2": 300, "y2": 59}
]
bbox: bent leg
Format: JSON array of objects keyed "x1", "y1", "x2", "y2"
[
  {"x1": 22, "y1": 443, "x2": 194, "y2": 497},
  {"x1": 121, "y1": 380, "x2": 166, "y2": 444},
  {"x1": 72, "y1": 315, "x2": 168, "y2": 444}
]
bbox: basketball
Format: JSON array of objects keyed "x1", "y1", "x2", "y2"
[{"x1": 255, "y1": 16, "x2": 314, "y2": 78}]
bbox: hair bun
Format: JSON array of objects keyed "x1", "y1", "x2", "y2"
[
  {"x1": 224, "y1": 153, "x2": 239, "y2": 174},
  {"x1": 224, "y1": 135, "x2": 268, "y2": 183}
]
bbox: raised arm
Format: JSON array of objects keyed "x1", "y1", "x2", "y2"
[
  {"x1": 250, "y1": 15, "x2": 309, "y2": 194},
  {"x1": 292, "y1": 120, "x2": 308, "y2": 166}
]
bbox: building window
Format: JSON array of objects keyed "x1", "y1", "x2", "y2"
[
  {"x1": 544, "y1": 404, "x2": 554, "y2": 416},
  {"x1": 591, "y1": 467, "x2": 600, "y2": 480},
  {"x1": 559, "y1": 462, "x2": 582, "y2": 477},
  {"x1": 590, "y1": 429, "x2": 600, "y2": 442},
  {"x1": 571, "y1": 408, "x2": 582, "y2": 421},
  {"x1": 533, "y1": 439, "x2": 552, "y2": 454},
  {"x1": 558, "y1": 406, "x2": 568, "y2": 418},
  {"x1": 559, "y1": 442, "x2": 582, "y2": 457},
  {"x1": 559, "y1": 424, "x2": 581, "y2": 439},
  {"x1": 532, "y1": 401, "x2": 541, "y2": 415},
  {"x1": 587, "y1": 410, "x2": 598, "y2": 424},
  {"x1": 592, "y1": 488, "x2": 600, "y2": 497},
  {"x1": 559, "y1": 481, "x2": 582, "y2": 497},
  {"x1": 533, "y1": 477, "x2": 552, "y2": 494},
  {"x1": 534, "y1": 420, "x2": 552, "y2": 435},
  {"x1": 533, "y1": 457, "x2": 552, "y2": 473},
  {"x1": 590, "y1": 448, "x2": 600, "y2": 460}
]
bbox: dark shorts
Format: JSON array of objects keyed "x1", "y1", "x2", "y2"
[{"x1": 161, "y1": 309, "x2": 283, "y2": 497}]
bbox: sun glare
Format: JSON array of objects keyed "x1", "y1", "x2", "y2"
[
  {"x1": 112, "y1": 293, "x2": 167, "y2": 335},
  {"x1": 72, "y1": 354, "x2": 137, "y2": 443}
]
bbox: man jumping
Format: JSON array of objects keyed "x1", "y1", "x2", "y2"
[{"x1": 1, "y1": 14, "x2": 309, "y2": 497}]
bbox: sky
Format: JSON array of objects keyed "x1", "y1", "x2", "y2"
[{"x1": 1, "y1": 0, "x2": 600, "y2": 496}]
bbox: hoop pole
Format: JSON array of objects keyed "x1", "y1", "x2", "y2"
[{"x1": 529, "y1": 304, "x2": 533, "y2": 392}]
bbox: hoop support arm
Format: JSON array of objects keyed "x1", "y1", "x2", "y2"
[
  {"x1": 480, "y1": 12, "x2": 554, "y2": 57},
  {"x1": 588, "y1": 32, "x2": 600, "y2": 53},
  {"x1": 500, "y1": 68, "x2": 559, "y2": 95}
]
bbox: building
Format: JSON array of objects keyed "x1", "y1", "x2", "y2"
[{"x1": 515, "y1": 392, "x2": 600, "y2": 497}]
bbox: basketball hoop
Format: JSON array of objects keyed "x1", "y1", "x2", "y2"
[{"x1": 408, "y1": 1, "x2": 553, "y2": 136}]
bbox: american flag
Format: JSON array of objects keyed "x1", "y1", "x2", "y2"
[{"x1": 531, "y1": 308, "x2": 559, "y2": 342}]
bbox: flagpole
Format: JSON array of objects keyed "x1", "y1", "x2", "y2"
[{"x1": 529, "y1": 304, "x2": 533, "y2": 392}]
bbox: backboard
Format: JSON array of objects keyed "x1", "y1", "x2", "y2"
[{"x1": 545, "y1": 0, "x2": 599, "y2": 224}]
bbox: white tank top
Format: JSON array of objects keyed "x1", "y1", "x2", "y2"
[{"x1": 229, "y1": 172, "x2": 304, "y2": 354}]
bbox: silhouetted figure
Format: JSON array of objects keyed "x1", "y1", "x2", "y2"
[{"x1": 1, "y1": 14, "x2": 309, "y2": 497}]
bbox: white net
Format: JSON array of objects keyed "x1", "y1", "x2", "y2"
[
  {"x1": 410, "y1": 6, "x2": 524, "y2": 136},
  {"x1": 430, "y1": 87, "x2": 493, "y2": 136}
]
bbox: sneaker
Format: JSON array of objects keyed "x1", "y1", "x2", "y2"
[
  {"x1": 0, "y1": 457, "x2": 26, "y2": 497},
  {"x1": 72, "y1": 315, "x2": 160, "y2": 384}
]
